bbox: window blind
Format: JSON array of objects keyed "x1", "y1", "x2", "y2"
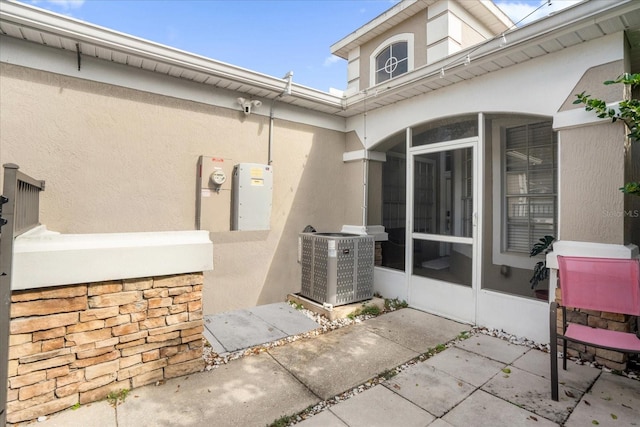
[{"x1": 504, "y1": 122, "x2": 557, "y2": 253}]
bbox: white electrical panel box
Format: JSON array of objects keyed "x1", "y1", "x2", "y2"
[{"x1": 232, "y1": 163, "x2": 273, "y2": 231}]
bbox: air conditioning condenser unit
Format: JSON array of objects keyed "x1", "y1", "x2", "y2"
[{"x1": 299, "y1": 232, "x2": 374, "y2": 307}]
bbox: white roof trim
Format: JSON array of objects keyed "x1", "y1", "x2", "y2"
[
  {"x1": 553, "y1": 102, "x2": 621, "y2": 131},
  {"x1": 1, "y1": 0, "x2": 638, "y2": 119},
  {"x1": 341, "y1": 0, "x2": 640, "y2": 116}
]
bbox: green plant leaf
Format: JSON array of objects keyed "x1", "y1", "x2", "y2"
[{"x1": 620, "y1": 182, "x2": 640, "y2": 196}]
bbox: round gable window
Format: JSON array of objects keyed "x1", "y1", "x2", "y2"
[{"x1": 375, "y1": 41, "x2": 408, "y2": 84}]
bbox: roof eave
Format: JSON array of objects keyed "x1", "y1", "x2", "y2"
[
  {"x1": 330, "y1": 0, "x2": 513, "y2": 60},
  {"x1": 0, "y1": 0, "x2": 344, "y2": 110},
  {"x1": 331, "y1": 0, "x2": 432, "y2": 59}
]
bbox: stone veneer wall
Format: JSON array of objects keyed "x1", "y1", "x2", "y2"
[
  {"x1": 555, "y1": 288, "x2": 637, "y2": 371},
  {"x1": 6, "y1": 273, "x2": 204, "y2": 424}
]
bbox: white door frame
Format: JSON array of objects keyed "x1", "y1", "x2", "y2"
[{"x1": 404, "y1": 115, "x2": 484, "y2": 325}]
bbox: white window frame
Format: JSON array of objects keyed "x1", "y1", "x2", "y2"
[
  {"x1": 369, "y1": 33, "x2": 414, "y2": 87},
  {"x1": 491, "y1": 118, "x2": 557, "y2": 270}
]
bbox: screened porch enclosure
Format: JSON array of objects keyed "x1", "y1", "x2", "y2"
[{"x1": 377, "y1": 114, "x2": 557, "y2": 302}]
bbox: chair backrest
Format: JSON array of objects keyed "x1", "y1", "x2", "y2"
[{"x1": 557, "y1": 256, "x2": 640, "y2": 316}]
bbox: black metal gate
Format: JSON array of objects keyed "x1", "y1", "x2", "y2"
[{"x1": 0, "y1": 164, "x2": 45, "y2": 426}]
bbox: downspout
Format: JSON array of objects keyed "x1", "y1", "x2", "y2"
[
  {"x1": 268, "y1": 71, "x2": 293, "y2": 165},
  {"x1": 361, "y1": 91, "x2": 371, "y2": 228},
  {"x1": 362, "y1": 156, "x2": 369, "y2": 228}
]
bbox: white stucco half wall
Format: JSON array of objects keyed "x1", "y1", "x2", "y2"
[{"x1": 12, "y1": 226, "x2": 214, "y2": 290}]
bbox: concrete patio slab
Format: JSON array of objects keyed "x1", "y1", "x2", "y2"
[
  {"x1": 364, "y1": 308, "x2": 470, "y2": 354},
  {"x1": 512, "y1": 348, "x2": 602, "y2": 392},
  {"x1": 425, "y1": 346, "x2": 505, "y2": 387},
  {"x1": 295, "y1": 410, "x2": 348, "y2": 427},
  {"x1": 250, "y1": 302, "x2": 321, "y2": 336},
  {"x1": 565, "y1": 372, "x2": 640, "y2": 427},
  {"x1": 442, "y1": 389, "x2": 558, "y2": 427},
  {"x1": 454, "y1": 334, "x2": 528, "y2": 364},
  {"x1": 25, "y1": 400, "x2": 116, "y2": 427},
  {"x1": 328, "y1": 385, "x2": 435, "y2": 427},
  {"x1": 116, "y1": 352, "x2": 319, "y2": 427},
  {"x1": 203, "y1": 302, "x2": 320, "y2": 353},
  {"x1": 204, "y1": 309, "x2": 287, "y2": 353},
  {"x1": 383, "y1": 362, "x2": 475, "y2": 417},
  {"x1": 268, "y1": 324, "x2": 419, "y2": 400},
  {"x1": 428, "y1": 419, "x2": 456, "y2": 427},
  {"x1": 202, "y1": 326, "x2": 226, "y2": 354},
  {"x1": 481, "y1": 365, "x2": 581, "y2": 424}
]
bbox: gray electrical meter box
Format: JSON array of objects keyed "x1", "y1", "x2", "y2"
[
  {"x1": 232, "y1": 163, "x2": 273, "y2": 231},
  {"x1": 196, "y1": 156, "x2": 235, "y2": 232}
]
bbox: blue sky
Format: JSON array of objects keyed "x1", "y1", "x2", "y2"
[{"x1": 24, "y1": 0, "x2": 580, "y2": 92}]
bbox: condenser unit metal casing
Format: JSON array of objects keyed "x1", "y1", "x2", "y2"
[{"x1": 299, "y1": 232, "x2": 374, "y2": 306}]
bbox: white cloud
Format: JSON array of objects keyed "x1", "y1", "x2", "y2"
[
  {"x1": 495, "y1": 0, "x2": 581, "y2": 27},
  {"x1": 323, "y1": 55, "x2": 341, "y2": 67}
]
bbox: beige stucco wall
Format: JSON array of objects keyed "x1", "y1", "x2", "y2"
[
  {"x1": 558, "y1": 61, "x2": 624, "y2": 112},
  {"x1": 359, "y1": 11, "x2": 427, "y2": 90},
  {"x1": 461, "y1": 20, "x2": 487, "y2": 49},
  {"x1": 0, "y1": 63, "x2": 358, "y2": 314},
  {"x1": 625, "y1": 138, "x2": 640, "y2": 245},
  {"x1": 559, "y1": 124, "x2": 626, "y2": 244},
  {"x1": 557, "y1": 60, "x2": 628, "y2": 244},
  {"x1": 356, "y1": 1, "x2": 497, "y2": 90},
  {"x1": 624, "y1": 44, "x2": 640, "y2": 245}
]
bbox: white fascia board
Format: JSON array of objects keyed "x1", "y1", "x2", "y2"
[
  {"x1": 475, "y1": 0, "x2": 514, "y2": 29},
  {"x1": 553, "y1": 102, "x2": 621, "y2": 131},
  {"x1": 343, "y1": 150, "x2": 387, "y2": 162},
  {"x1": 12, "y1": 227, "x2": 214, "y2": 290}
]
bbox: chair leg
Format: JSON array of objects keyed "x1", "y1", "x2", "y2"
[
  {"x1": 562, "y1": 307, "x2": 567, "y2": 371},
  {"x1": 550, "y1": 302, "x2": 559, "y2": 401}
]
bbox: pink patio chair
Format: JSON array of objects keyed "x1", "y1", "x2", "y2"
[{"x1": 549, "y1": 256, "x2": 640, "y2": 401}]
